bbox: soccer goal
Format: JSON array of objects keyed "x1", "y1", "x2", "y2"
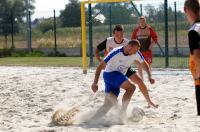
[{"x1": 81, "y1": 0, "x2": 140, "y2": 74}]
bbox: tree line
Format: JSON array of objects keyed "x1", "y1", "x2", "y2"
[{"x1": 0, "y1": 0, "x2": 186, "y2": 36}]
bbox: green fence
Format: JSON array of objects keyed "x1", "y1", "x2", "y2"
[{"x1": 0, "y1": 0, "x2": 189, "y2": 68}]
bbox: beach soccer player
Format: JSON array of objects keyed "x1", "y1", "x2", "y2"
[
  {"x1": 95, "y1": 24, "x2": 157, "y2": 109},
  {"x1": 91, "y1": 40, "x2": 158, "y2": 121}
]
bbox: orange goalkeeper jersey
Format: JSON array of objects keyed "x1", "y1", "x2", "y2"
[{"x1": 188, "y1": 21, "x2": 200, "y2": 85}]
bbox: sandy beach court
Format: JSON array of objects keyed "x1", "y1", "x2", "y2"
[{"x1": 0, "y1": 67, "x2": 200, "y2": 132}]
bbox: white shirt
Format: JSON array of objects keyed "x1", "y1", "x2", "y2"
[
  {"x1": 104, "y1": 46, "x2": 144, "y2": 74},
  {"x1": 106, "y1": 37, "x2": 129, "y2": 52},
  {"x1": 189, "y1": 22, "x2": 200, "y2": 35}
]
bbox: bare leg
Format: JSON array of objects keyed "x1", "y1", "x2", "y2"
[
  {"x1": 129, "y1": 73, "x2": 158, "y2": 108},
  {"x1": 90, "y1": 93, "x2": 117, "y2": 120},
  {"x1": 120, "y1": 80, "x2": 135, "y2": 115},
  {"x1": 149, "y1": 63, "x2": 152, "y2": 71}
]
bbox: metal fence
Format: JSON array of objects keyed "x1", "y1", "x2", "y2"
[
  {"x1": 0, "y1": 0, "x2": 189, "y2": 68},
  {"x1": 88, "y1": 0, "x2": 189, "y2": 68}
]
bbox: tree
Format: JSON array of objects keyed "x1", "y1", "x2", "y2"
[
  {"x1": 35, "y1": 18, "x2": 62, "y2": 34},
  {"x1": 176, "y1": 11, "x2": 185, "y2": 21},
  {"x1": 0, "y1": 0, "x2": 35, "y2": 47},
  {"x1": 0, "y1": 0, "x2": 35, "y2": 29},
  {"x1": 145, "y1": 4, "x2": 157, "y2": 22},
  {"x1": 60, "y1": 0, "x2": 81, "y2": 27},
  {"x1": 145, "y1": 4, "x2": 185, "y2": 23}
]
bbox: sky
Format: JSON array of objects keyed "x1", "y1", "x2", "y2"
[
  {"x1": 33, "y1": 0, "x2": 184, "y2": 19},
  {"x1": 34, "y1": 0, "x2": 68, "y2": 12}
]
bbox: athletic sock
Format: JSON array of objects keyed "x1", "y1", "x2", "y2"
[{"x1": 195, "y1": 85, "x2": 200, "y2": 116}]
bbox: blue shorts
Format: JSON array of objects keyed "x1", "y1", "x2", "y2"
[{"x1": 103, "y1": 71, "x2": 128, "y2": 97}]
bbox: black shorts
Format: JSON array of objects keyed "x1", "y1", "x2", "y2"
[{"x1": 125, "y1": 67, "x2": 136, "y2": 78}]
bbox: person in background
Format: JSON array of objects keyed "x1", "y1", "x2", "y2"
[
  {"x1": 131, "y1": 16, "x2": 158, "y2": 80},
  {"x1": 95, "y1": 24, "x2": 129, "y2": 62},
  {"x1": 184, "y1": 0, "x2": 200, "y2": 116}
]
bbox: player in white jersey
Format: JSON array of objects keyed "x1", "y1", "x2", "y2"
[
  {"x1": 95, "y1": 25, "x2": 157, "y2": 110},
  {"x1": 95, "y1": 24, "x2": 129, "y2": 62},
  {"x1": 91, "y1": 40, "x2": 158, "y2": 121}
]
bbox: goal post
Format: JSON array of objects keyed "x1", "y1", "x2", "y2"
[{"x1": 81, "y1": 0, "x2": 137, "y2": 74}]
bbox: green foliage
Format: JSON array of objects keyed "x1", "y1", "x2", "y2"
[
  {"x1": 0, "y1": 48, "x2": 12, "y2": 57},
  {"x1": 48, "y1": 52, "x2": 66, "y2": 57},
  {"x1": 36, "y1": 18, "x2": 54, "y2": 34},
  {"x1": 11, "y1": 50, "x2": 45, "y2": 57},
  {"x1": 0, "y1": 49, "x2": 45, "y2": 57},
  {"x1": 34, "y1": 17, "x2": 62, "y2": 34},
  {"x1": 25, "y1": 50, "x2": 45, "y2": 57},
  {"x1": 11, "y1": 50, "x2": 28, "y2": 57},
  {"x1": 0, "y1": 49, "x2": 67, "y2": 57},
  {"x1": 60, "y1": 0, "x2": 81, "y2": 27},
  {"x1": 145, "y1": 4, "x2": 185, "y2": 23},
  {"x1": 0, "y1": 0, "x2": 35, "y2": 35}
]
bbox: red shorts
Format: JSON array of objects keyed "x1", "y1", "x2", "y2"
[{"x1": 141, "y1": 50, "x2": 152, "y2": 64}]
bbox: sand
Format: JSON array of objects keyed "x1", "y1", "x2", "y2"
[{"x1": 0, "y1": 66, "x2": 200, "y2": 132}]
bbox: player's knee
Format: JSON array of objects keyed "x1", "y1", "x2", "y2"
[
  {"x1": 136, "y1": 77, "x2": 143, "y2": 85},
  {"x1": 130, "y1": 75, "x2": 143, "y2": 85},
  {"x1": 126, "y1": 85, "x2": 135, "y2": 94}
]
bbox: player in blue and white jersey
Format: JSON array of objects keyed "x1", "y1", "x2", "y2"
[
  {"x1": 91, "y1": 39, "x2": 158, "y2": 121},
  {"x1": 95, "y1": 25, "x2": 157, "y2": 109}
]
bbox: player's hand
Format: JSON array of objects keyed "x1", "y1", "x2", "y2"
[
  {"x1": 147, "y1": 101, "x2": 159, "y2": 108},
  {"x1": 149, "y1": 78, "x2": 155, "y2": 84},
  {"x1": 91, "y1": 82, "x2": 98, "y2": 93}
]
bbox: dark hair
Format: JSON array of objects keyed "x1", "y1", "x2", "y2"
[
  {"x1": 184, "y1": 0, "x2": 200, "y2": 14},
  {"x1": 128, "y1": 39, "x2": 141, "y2": 47},
  {"x1": 113, "y1": 24, "x2": 124, "y2": 33}
]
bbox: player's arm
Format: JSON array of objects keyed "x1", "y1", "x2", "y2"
[
  {"x1": 141, "y1": 61, "x2": 155, "y2": 84},
  {"x1": 134, "y1": 60, "x2": 158, "y2": 108},
  {"x1": 91, "y1": 61, "x2": 106, "y2": 93},
  {"x1": 149, "y1": 27, "x2": 158, "y2": 50},
  {"x1": 95, "y1": 39, "x2": 107, "y2": 62},
  {"x1": 95, "y1": 49, "x2": 102, "y2": 62},
  {"x1": 149, "y1": 26, "x2": 158, "y2": 43},
  {"x1": 194, "y1": 49, "x2": 200, "y2": 79},
  {"x1": 135, "y1": 51, "x2": 155, "y2": 83},
  {"x1": 131, "y1": 27, "x2": 139, "y2": 40}
]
